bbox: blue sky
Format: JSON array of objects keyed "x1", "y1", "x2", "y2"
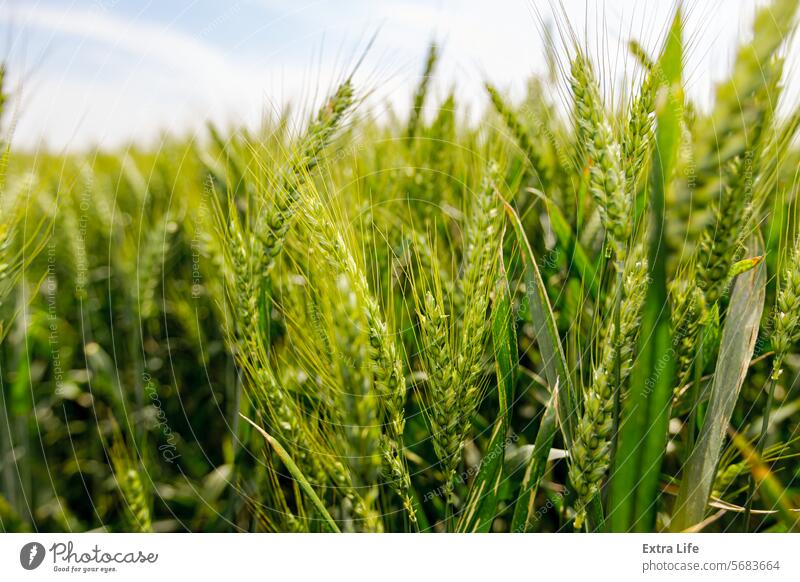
[{"x1": 1, "y1": 0, "x2": 788, "y2": 151}]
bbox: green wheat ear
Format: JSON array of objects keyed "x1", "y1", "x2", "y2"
[
  {"x1": 456, "y1": 159, "x2": 503, "y2": 412},
  {"x1": 569, "y1": 244, "x2": 647, "y2": 528},
  {"x1": 419, "y1": 289, "x2": 458, "y2": 482},
  {"x1": 109, "y1": 436, "x2": 152, "y2": 533},
  {"x1": 407, "y1": 42, "x2": 438, "y2": 140},
  {"x1": 485, "y1": 83, "x2": 543, "y2": 181},
  {"x1": 570, "y1": 52, "x2": 630, "y2": 264},
  {"x1": 622, "y1": 58, "x2": 657, "y2": 191},
  {"x1": 771, "y1": 242, "x2": 800, "y2": 377},
  {"x1": 304, "y1": 190, "x2": 416, "y2": 525},
  {"x1": 257, "y1": 79, "x2": 355, "y2": 280}
]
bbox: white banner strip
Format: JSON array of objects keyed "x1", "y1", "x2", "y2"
[{"x1": 1, "y1": 533, "x2": 798, "y2": 580}]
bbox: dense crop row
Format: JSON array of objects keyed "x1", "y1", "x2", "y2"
[{"x1": 1, "y1": 1, "x2": 800, "y2": 532}]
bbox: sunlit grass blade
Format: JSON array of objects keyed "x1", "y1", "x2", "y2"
[
  {"x1": 511, "y1": 384, "x2": 558, "y2": 533},
  {"x1": 503, "y1": 202, "x2": 577, "y2": 448},
  {"x1": 730, "y1": 430, "x2": 800, "y2": 531},
  {"x1": 457, "y1": 272, "x2": 516, "y2": 532},
  {"x1": 241, "y1": 414, "x2": 341, "y2": 533},
  {"x1": 671, "y1": 238, "x2": 766, "y2": 531},
  {"x1": 534, "y1": 191, "x2": 599, "y2": 300}
]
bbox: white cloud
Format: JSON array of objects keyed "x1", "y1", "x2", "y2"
[
  {"x1": 3, "y1": 2, "x2": 245, "y2": 84},
  {"x1": 3, "y1": 0, "x2": 797, "y2": 151}
]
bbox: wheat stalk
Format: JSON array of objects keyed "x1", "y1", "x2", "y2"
[{"x1": 569, "y1": 244, "x2": 648, "y2": 528}]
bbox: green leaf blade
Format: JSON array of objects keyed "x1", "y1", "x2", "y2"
[
  {"x1": 240, "y1": 414, "x2": 341, "y2": 533},
  {"x1": 458, "y1": 274, "x2": 517, "y2": 533},
  {"x1": 503, "y1": 202, "x2": 577, "y2": 448},
  {"x1": 671, "y1": 238, "x2": 766, "y2": 531},
  {"x1": 511, "y1": 386, "x2": 559, "y2": 533}
]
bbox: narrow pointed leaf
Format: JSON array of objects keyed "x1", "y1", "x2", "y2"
[
  {"x1": 671, "y1": 245, "x2": 766, "y2": 531},
  {"x1": 543, "y1": 197, "x2": 600, "y2": 300},
  {"x1": 504, "y1": 202, "x2": 577, "y2": 447},
  {"x1": 511, "y1": 385, "x2": 558, "y2": 532},
  {"x1": 730, "y1": 430, "x2": 800, "y2": 531},
  {"x1": 240, "y1": 414, "x2": 341, "y2": 533},
  {"x1": 458, "y1": 275, "x2": 517, "y2": 532}
]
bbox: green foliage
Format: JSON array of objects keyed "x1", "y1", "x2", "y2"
[{"x1": 3, "y1": 0, "x2": 800, "y2": 534}]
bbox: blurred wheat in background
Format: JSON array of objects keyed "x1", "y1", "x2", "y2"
[{"x1": 2, "y1": 0, "x2": 800, "y2": 533}]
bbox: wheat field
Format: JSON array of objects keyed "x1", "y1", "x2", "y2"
[{"x1": 2, "y1": 1, "x2": 800, "y2": 533}]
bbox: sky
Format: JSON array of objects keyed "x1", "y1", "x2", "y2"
[{"x1": 0, "y1": 0, "x2": 791, "y2": 151}]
